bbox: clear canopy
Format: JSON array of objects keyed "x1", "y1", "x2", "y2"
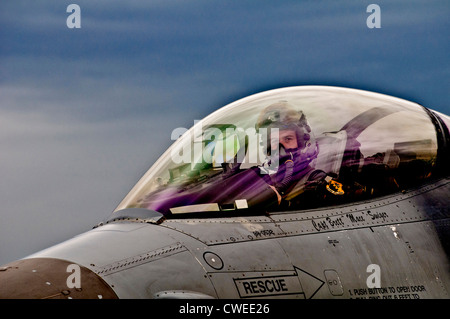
[{"x1": 115, "y1": 86, "x2": 441, "y2": 217}]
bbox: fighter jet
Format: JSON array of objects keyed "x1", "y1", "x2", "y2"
[{"x1": 1, "y1": 86, "x2": 448, "y2": 299}]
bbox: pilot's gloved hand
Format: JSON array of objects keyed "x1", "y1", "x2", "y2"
[{"x1": 268, "y1": 185, "x2": 282, "y2": 205}]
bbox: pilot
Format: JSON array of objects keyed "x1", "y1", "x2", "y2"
[{"x1": 255, "y1": 101, "x2": 337, "y2": 207}]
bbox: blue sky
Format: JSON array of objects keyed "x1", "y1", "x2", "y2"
[{"x1": 0, "y1": 0, "x2": 448, "y2": 265}]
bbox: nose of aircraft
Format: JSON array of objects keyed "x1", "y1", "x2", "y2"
[{"x1": 0, "y1": 257, "x2": 118, "y2": 299}]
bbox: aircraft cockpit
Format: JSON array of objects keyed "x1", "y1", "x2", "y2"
[{"x1": 113, "y1": 87, "x2": 448, "y2": 219}]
